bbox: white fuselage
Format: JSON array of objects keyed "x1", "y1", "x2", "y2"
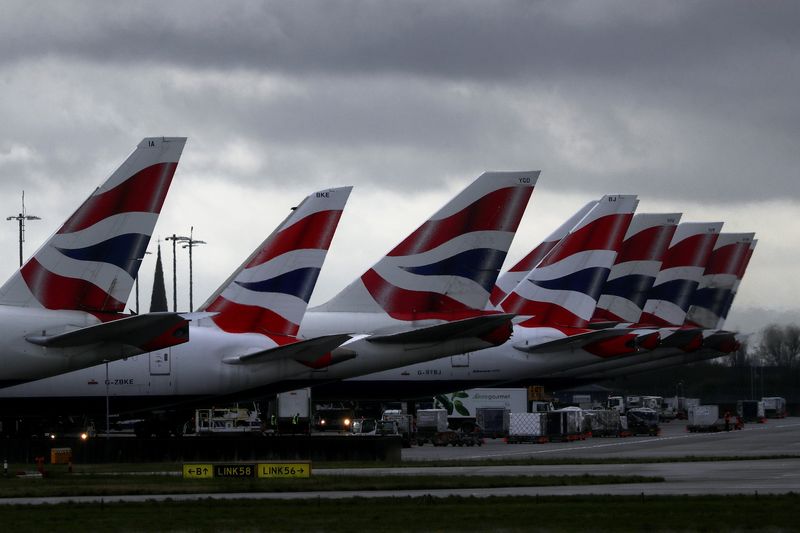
[
  {"x1": 0, "y1": 306, "x2": 135, "y2": 386},
  {"x1": 337, "y1": 325, "x2": 634, "y2": 390},
  {"x1": 0, "y1": 311, "x2": 506, "y2": 406}
]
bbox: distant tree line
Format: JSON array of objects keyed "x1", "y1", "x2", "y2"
[
  {"x1": 600, "y1": 323, "x2": 800, "y2": 405},
  {"x1": 728, "y1": 324, "x2": 800, "y2": 368}
]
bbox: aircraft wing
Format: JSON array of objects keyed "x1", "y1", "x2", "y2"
[
  {"x1": 513, "y1": 329, "x2": 632, "y2": 354},
  {"x1": 366, "y1": 313, "x2": 515, "y2": 344},
  {"x1": 26, "y1": 312, "x2": 189, "y2": 351},
  {"x1": 222, "y1": 334, "x2": 353, "y2": 366}
]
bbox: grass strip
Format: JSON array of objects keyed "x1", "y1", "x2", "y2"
[
  {"x1": 0, "y1": 473, "x2": 661, "y2": 498},
  {"x1": 18, "y1": 453, "x2": 798, "y2": 475},
  {"x1": 0, "y1": 494, "x2": 797, "y2": 532}
]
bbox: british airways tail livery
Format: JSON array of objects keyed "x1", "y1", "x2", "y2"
[
  {"x1": 638, "y1": 222, "x2": 723, "y2": 327},
  {"x1": 592, "y1": 213, "x2": 681, "y2": 324},
  {"x1": 500, "y1": 194, "x2": 639, "y2": 329},
  {"x1": 0, "y1": 137, "x2": 189, "y2": 386},
  {"x1": 488, "y1": 200, "x2": 597, "y2": 308},
  {"x1": 716, "y1": 238, "x2": 757, "y2": 329},
  {"x1": 314, "y1": 171, "x2": 539, "y2": 318},
  {"x1": 199, "y1": 186, "x2": 352, "y2": 339},
  {"x1": 0, "y1": 186, "x2": 357, "y2": 423},
  {"x1": 684, "y1": 232, "x2": 755, "y2": 329},
  {"x1": 0, "y1": 137, "x2": 184, "y2": 311}
]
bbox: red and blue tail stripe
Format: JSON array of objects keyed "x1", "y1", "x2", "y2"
[
  {"x1": 501, "y1": 195, "x2": 638, "y2": 328},
  {"x1": 489, "y1": 201, "x2": 597, "y2": 308},
  {"x1": 716, "y1": 239, "x2": 757, "y2": 328},
  {"x1": 638, "y1": 222, "x2": 722, "y2": 327},
  {"x1": 204, "y1": 187, "x2": 351, "y2": 337},
  {"x1": 316, "y1": 171, "x2": 538, "y2": 319},
  {"x1": 0, "y1": 137, "x2": 186, "y2": 312},
  {"x1": 593, "y1": 213, "x2": 680, "y2": 323},
  {"x1": 685, "y1": 233, "x2": 754, "y2": 329}
]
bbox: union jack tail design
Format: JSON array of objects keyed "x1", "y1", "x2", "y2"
[
  {"x1": 314, "y1": 171, "x2": 538, "y2": 320},
  {"x1": 684, "y1": 233, "x2": 755, "y2": 329},
  {"x1": 488, "y1": 201, "x2": 597, "y2": 308},
  {"x1": 592, "y1": 213, "x2": 681, "y2": 323},
  {"x1": 638, "y1": 222, "x2": 723, "y2": 327},
  {"x1": 500, "y1": 194, "x2": 638, "y2": 328},
  {"x1": 715, "y1": 238, "x2": 757, "y2": 329},
  {"x1": 0, "y1": 137, "x2": 186, "y2": 312},
  {"x1": 201, "y1": 186, "x2": 352, "y2": 337}
]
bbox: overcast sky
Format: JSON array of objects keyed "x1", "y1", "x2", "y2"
[{"x1": 0, "y1": 0, "x2": 797, "y2": 334}]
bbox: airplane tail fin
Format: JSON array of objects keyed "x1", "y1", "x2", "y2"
[
  {"x1": 500, "y1": 194, "x2": 638, "y2": 328},
  {"x1": 314, "y1": 171, "x2": 538, "y2": 319},
  {"x1": 715, "y1": 238, "x2": 757, "y2": 329},
  {"x1": 592, "y1": 213, "x2": 681, "y2": 323},
  {"x1": 719, "y1": 237, "x2": 758, "y2": 329},
  {"x1": 684, "y1": 232, "x2": 755, "y2": 329},
  {"x1": 489, "y1": 200, "x2": 597, "y2": 308},
  {"x1": 638, "y1": 222, "x2": 723, "y2": 327},
  {"x1": 0, "y1": 137, "x2": 186, "y2": 312},
  {"x1": 200, "y1": 186, "x2": 352, "y2": 337}
]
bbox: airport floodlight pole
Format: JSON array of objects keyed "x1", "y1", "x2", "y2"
[
  {"x1": 181, "y1": 226, "x2": 206, "y2": 312},
  {"x1": 6, "y1": 191, "x2": 41, "y2": 267},
  {"x1": 165, "y1": 233, "x2": 190, "y2": 311},
  {"x1": 104, "y1": 359, "x2": 110, "y2": 438}
]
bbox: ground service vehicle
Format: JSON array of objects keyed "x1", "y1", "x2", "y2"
[
  {"x1": 475, "y1": 407, "x2": 509, "y2": 439},
  {"x1": 381, "y1": 410, "x2": 415, "y2": 447},
  {"x1": 626, "y1": 408, "x2": 660, "y2": 436},
  {"x1": 687, "y1": 405, "x2": 725, "y2": 432},
  {"x1": 507, "y1": 412, "x2": 546, "y2": 443},
  {"x1": 275, "y1": 389, "x2": 311, "y2": 433},
  {"x1": 313, "y1": 407, "x2": 354, "y2": 433},
  {"x1": 762, "y1": 397, "x2": 787, "y2": 418},
  {"x1": 195, "y1": 406, "x2": 262, "y2": 435},
  {"x1": 737, "y1": 400, "x2": 765, "y2": 423},
  {"x1": 415, "y1": 408, "x2": 448, "y2": 445}
]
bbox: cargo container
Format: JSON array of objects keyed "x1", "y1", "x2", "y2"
[
  {"x1": 416, "y1": 409, "x2": 449, "y2": 445},
  {"x1": 737, "y1": 400, "x2": 765, "y2": 423},
  {"x1": 274, "y1": 389, "x2": 311, "y2": 433},
  {"x1": 507, "y1": 412, "x2": 546, "y2": 443},
  {"x1": 762, "y1": 397, "x2": 787, "y2": 418},
  {"x1": 584, "y1": 409, "x2": 623, "y2": 437},
  {"x1": 475, "y1": 407, "x2": 509, "y2": 439},
  {"x1": 687, "y1": 405, "x2": 722, "y2": 432},
  {"x1": 626, "y1": 408, "x2": 660, "y2": 436},
  {"x1": 382, "y1": 410, "x2": 416, "y2": 447},
  {"x1": 548, "y1": 408, "x2": 588, "y2": 441},
  {"x1": 559, "y1": 408, "x2": 586, "y2": 434}
]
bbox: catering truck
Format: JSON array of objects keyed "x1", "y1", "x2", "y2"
[{"x1": 433, "y1": 388, "x2": 527, "y2": 422}]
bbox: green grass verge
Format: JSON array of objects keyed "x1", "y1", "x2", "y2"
[
  {"x1": 0, "y1": 494, "x2": 797, "y2": 532},
  {"x1": 5, "y1": 453, "x2": 797, "y2": 475},
  {"x1": 0, "y1": 473, "x2": 661, "y2": 498}
]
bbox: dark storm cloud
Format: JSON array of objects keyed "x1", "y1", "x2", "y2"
[
  {"x1": 3, "y1": 1, "x2": 799, "y2": 81},
  {"x1": 0, "y1": 0, "x2": 797, "y2": 316},
  {"x1": 2, "y1": 0, "x2": 798, "y2": 202}
]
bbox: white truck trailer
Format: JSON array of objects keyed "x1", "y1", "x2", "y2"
[
  {"x1": 275, "y1": 388, "x2": 311, "y2": 433},
  {"x1": 687, "y1": 405, "x2": 723, "y2": 432},
  {"x1": 762, "y1": 397, "x2": 787, "y2": 418},
  {"x1": 434, "y1": 388, "x2": 527, "y2": 420}
]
